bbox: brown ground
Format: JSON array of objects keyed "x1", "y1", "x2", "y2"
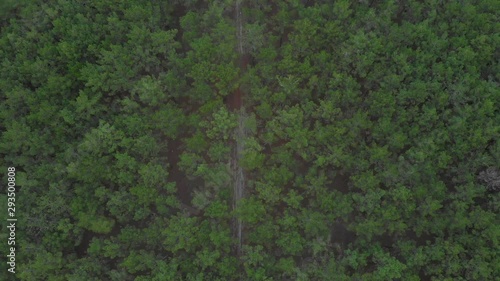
[{"x1": 225, "y1": 54, "x2": 250, "y2": 112}]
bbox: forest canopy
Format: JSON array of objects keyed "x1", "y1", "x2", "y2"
[{"x1": 0, "y1": 0, "x2": 498, "y2": 280}]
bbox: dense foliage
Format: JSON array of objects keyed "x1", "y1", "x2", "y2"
[{"x1": 0, "y1": 0, "x2": 498, "y2": 280}]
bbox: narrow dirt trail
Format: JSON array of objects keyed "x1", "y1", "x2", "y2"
[{"x1": 227, "y1": 0, "x2": 248, "y2": 257}]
